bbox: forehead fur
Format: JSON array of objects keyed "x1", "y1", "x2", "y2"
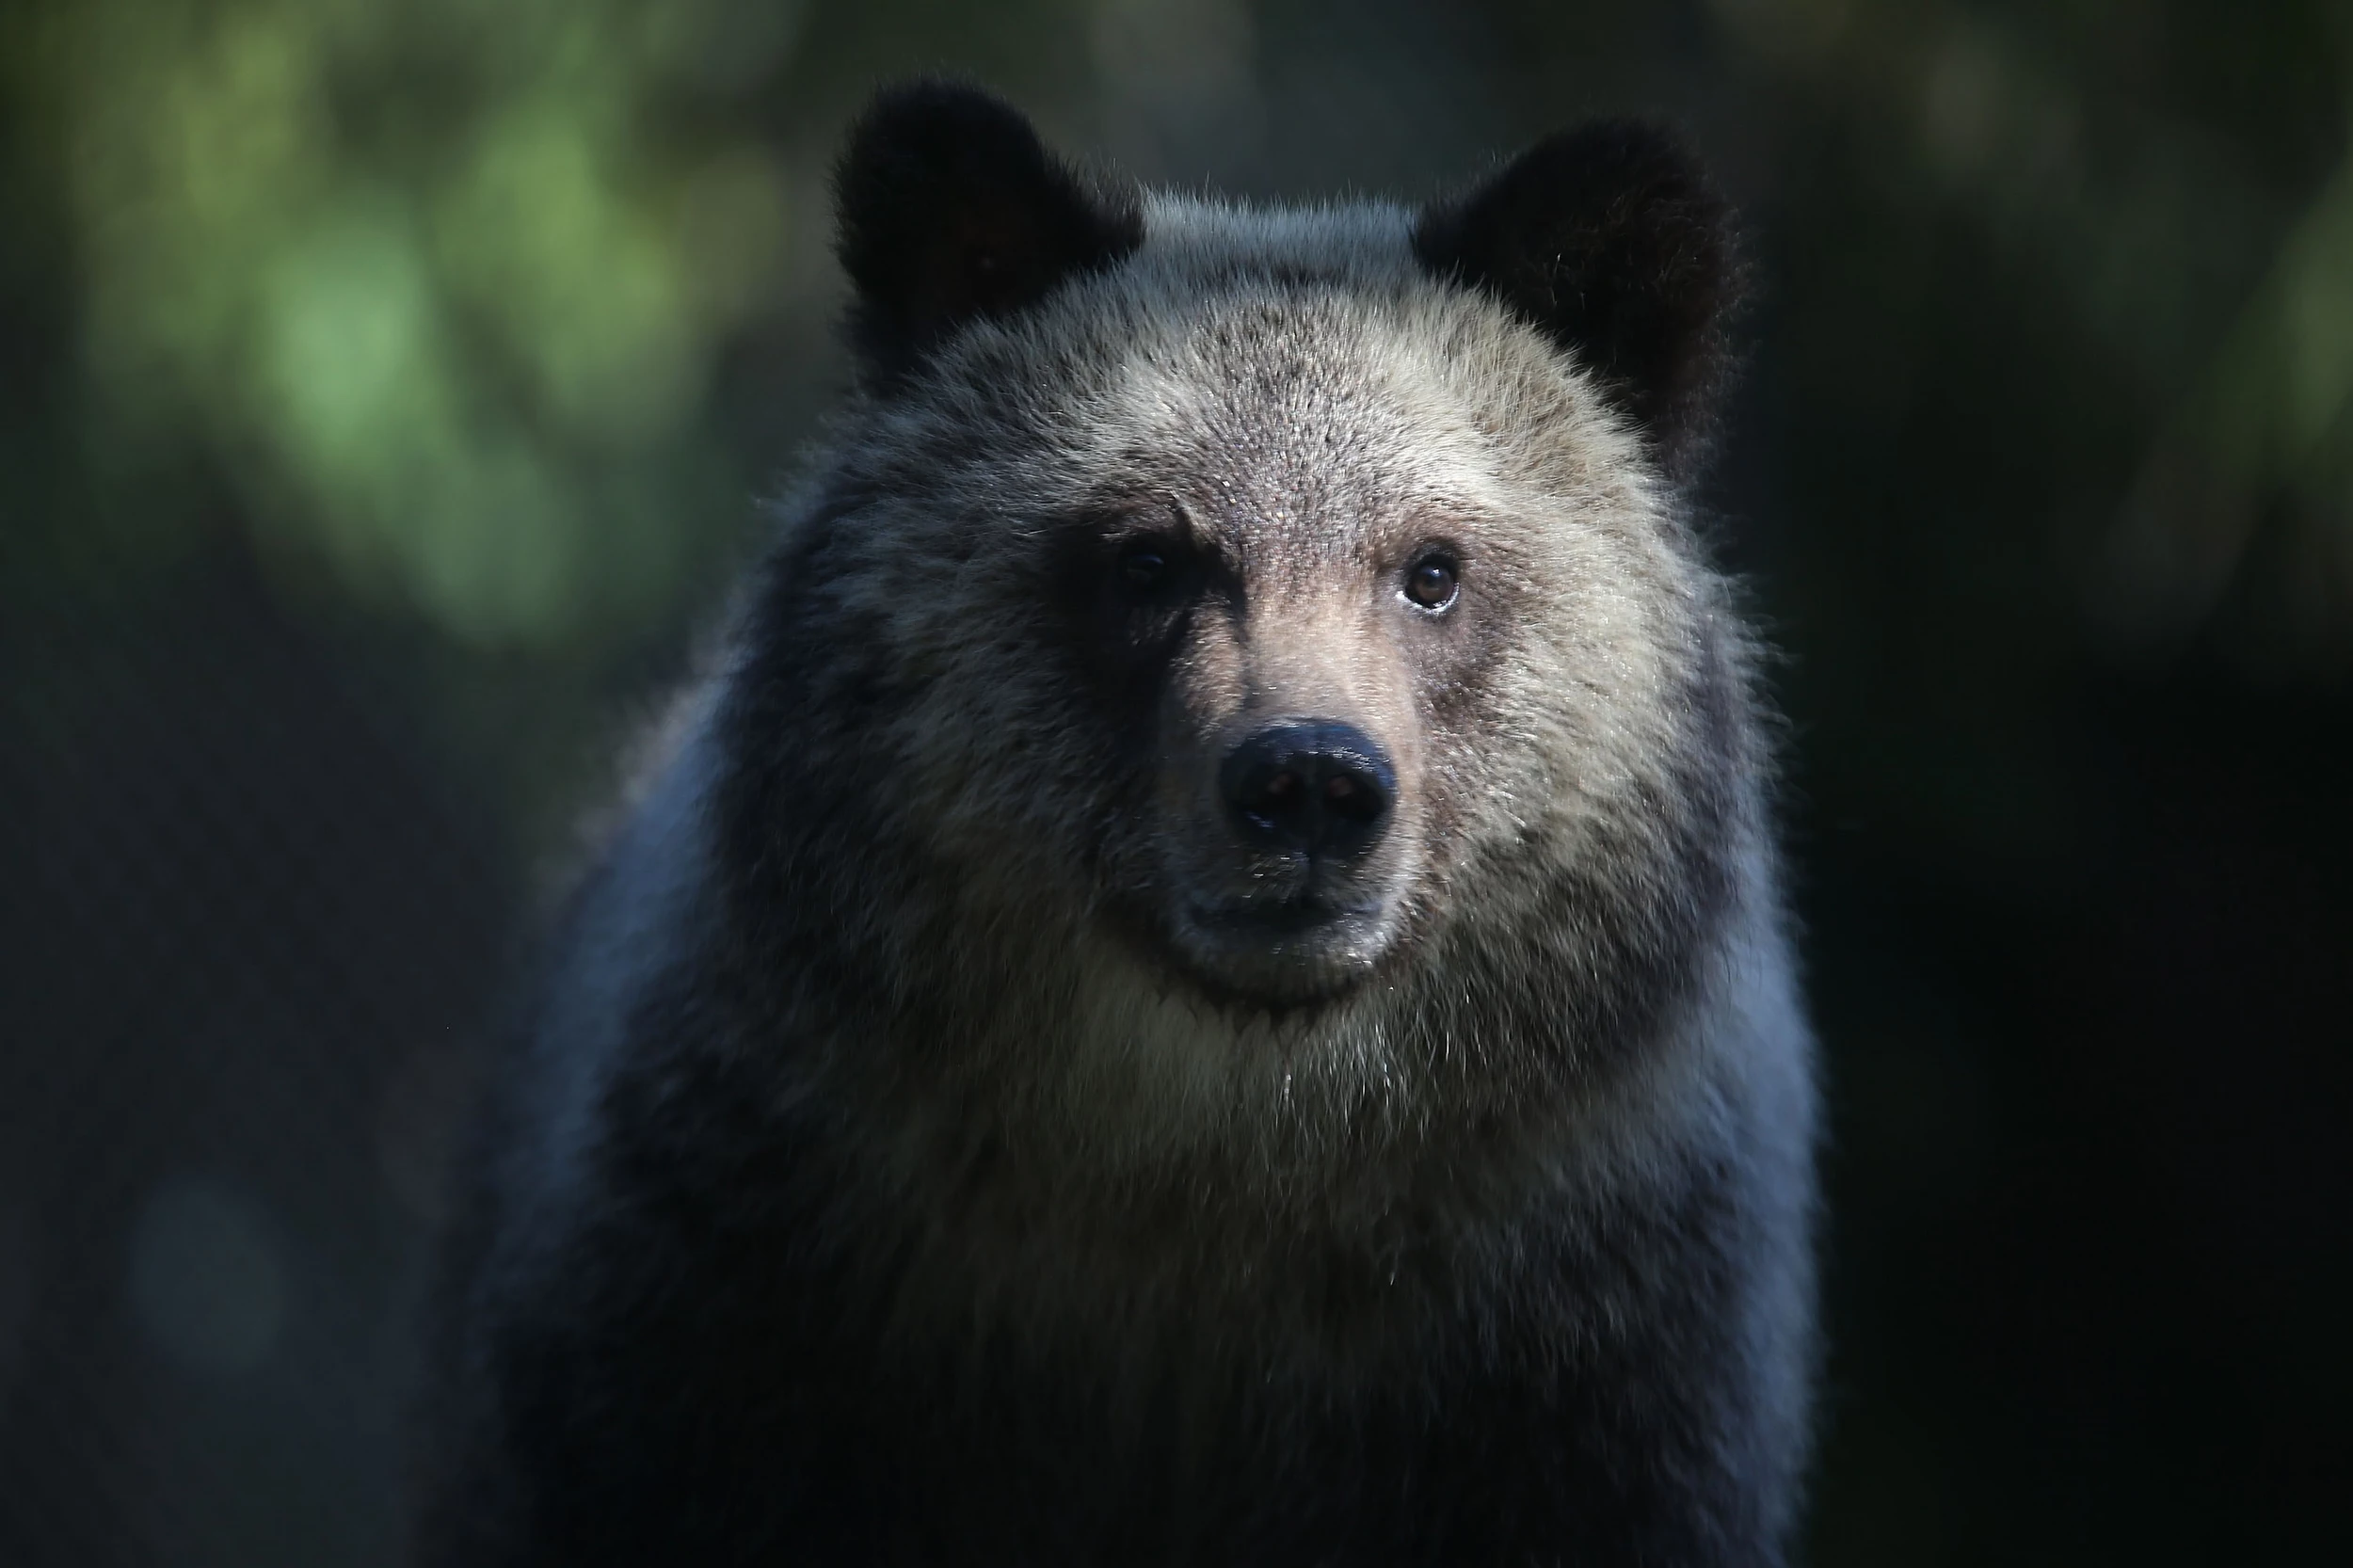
[{"x1": 829, "y1": 193, "x2": 1675, "y2": 566}]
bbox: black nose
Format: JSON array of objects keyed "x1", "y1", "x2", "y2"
[{"x1": 1220, "y1": 720, "x2": 1397, "y2": 860}]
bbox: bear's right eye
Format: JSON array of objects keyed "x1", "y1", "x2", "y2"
[{"x1": 1117, "y1": 539, "x2": 1170, "y2": 589}]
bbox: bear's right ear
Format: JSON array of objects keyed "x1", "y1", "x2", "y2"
[{"x1": 833, "y1": 81, "x2": 1144, "y2": 387}]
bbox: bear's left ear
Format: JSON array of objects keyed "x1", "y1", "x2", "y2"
[
  {"x1": 834, "y1": 80, "x2": 1144, "y2": 387},
  {"x1": 1415, "y1": 120, "x2": 1742, "y2": 475}
]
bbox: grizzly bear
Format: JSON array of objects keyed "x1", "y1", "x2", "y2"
[{"x1": 416, "y1": 80, "x2": 1817, "y2": 1568}]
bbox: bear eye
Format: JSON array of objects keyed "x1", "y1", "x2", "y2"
[
  {"x1": 1403, "y1": 552, "x2": 1460, "y2": 612},
  {"x1": 1117, "y1": 538, "x2": 1171, "y2": 590}
]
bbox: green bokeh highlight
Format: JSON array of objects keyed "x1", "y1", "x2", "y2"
[{"x1": 58, "y1": 0, "x2": 801, "y2": 647}]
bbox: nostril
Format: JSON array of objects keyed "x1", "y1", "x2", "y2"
[
  {"x1": 1220, "y1": 720, "x2": 1397, "y2": 857},
  {"x1": 1236, "y1": 766, "x2": 1310, "y2": 832},
  {"x1": 1321, "y1": 767, "x2": 1386, "y2": 824}
]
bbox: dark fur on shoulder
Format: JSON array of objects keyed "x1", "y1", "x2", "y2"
[{"x1": 416, "y1": 82, "x2": 1816, "y2": 1568}]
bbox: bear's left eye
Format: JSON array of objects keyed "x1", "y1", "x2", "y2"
[{"x1": 1403, "y1": 552, "x2": 1460, "y2": 612}]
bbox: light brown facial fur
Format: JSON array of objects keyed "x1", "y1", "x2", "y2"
[{"x1": 817, "y1": 213, "x2": 1711, "y2": 1031}]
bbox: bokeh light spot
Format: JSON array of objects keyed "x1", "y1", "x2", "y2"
[{"x1": 126, "y1": 1176, "x2": 286, "y2": 1379}]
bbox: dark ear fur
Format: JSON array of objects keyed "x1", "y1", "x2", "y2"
[
  {"x1": 834, "y1": 81, "x2": 1143, "y2": 386},
  {"x1": 1415, "y1": 120, "x2": 1742, "y2": 475}
]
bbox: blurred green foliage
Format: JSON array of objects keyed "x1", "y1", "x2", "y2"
[
  {"x1": 41, "y1": 0, "x2": 819, "y2": 646},
  {"x1": 10, "y1": 0, "x2": 2351, "y2": 665},
  {"x1": 1714, "y1": 0, "x2": 2353, "y2": 665}
]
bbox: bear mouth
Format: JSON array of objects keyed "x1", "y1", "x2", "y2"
[
  {"x1": 1190, "y1": 894, "x2": 1383, "y2": 936},
  {"x1": 1171, "y1": 894, "x2": 1395, "y2": 1003}
]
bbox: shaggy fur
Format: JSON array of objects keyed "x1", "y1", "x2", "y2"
[{"x1": 416, "y1": 82, "x2": 1817, "y2": 1567}]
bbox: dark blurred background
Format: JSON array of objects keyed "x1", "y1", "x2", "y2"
[{"x1": 3, "y1": 1, "x2": 2348, "y2": 1562}]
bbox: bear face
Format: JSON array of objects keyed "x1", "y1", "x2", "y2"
[
  {"x1": 814, "y1": 264, "x2": 1722, "y2": 1016},
  {"x1": 714, "y1": 85, "x2": 1757, "y2": 1203}
]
